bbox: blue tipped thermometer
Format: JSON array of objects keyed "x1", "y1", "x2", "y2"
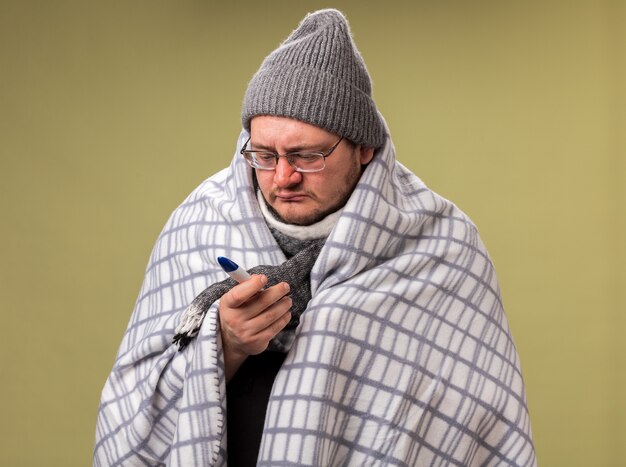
[{"x1": 217, "y1": 256, "x2": 252, "y2": 283}]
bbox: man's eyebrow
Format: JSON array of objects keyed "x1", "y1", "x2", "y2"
[{"x1": 249, "y1": 141, "x2": 325, "y2": 152}]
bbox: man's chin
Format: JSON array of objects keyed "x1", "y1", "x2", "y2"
[
  {"x1": 274, "y1": 211, "x2": 322, "y2": 226},
  {"x1": 269, "y1": 203, "x2": 326, "y2": 226}
]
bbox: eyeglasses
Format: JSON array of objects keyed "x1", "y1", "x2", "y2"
[{"x1": 240, "y1": 136, "x2": 344, "y2": 173}]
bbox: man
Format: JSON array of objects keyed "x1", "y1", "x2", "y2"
[{"x1": 94, "y1": 9, "x2": 536, "y2": 466}]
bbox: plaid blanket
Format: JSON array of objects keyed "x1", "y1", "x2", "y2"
[{"x1": 94, "y1": 126, "x2": 536, "y2": 466}]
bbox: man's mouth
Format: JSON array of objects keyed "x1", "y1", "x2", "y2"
[{"x1": 274, "y1": 192, "x2": 308, "y2": 201}]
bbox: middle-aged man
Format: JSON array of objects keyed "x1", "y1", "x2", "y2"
[{"x1": 94, "y1": 8, "x2": 536, "y2": 466}]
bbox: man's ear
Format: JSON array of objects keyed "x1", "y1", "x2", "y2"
[{"x1": 359, "y1": 146, "x2": 375, "y2": 165}]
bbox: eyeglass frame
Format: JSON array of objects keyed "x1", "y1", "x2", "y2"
[{"x1": 240, "y1": 135, "x2": 344, "y2": 173}]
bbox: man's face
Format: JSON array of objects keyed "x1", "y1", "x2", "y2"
[{"x1": 250, "y1": 116, "x2": 374, "y2": 226}]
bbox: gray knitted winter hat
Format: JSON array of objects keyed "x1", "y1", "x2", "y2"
[{"x1": 241, "y1": 9, "x2": 386, "y2": 148}]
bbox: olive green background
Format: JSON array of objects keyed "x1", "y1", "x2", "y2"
[{"x1": 1, "y1": 1, "x2": 624, "y2": 465}]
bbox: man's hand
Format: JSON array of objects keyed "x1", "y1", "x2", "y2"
[{"x1": 219, "y1": 274, "x2": 292, "y2": 382}]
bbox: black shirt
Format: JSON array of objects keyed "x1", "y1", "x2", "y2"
[{"x1": 226, "y1": 351, "x2": 287, "y2": 466}]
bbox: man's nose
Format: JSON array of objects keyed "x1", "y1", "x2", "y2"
[{"x1": 273, "y1": 157, "x2": 302, "y2": 188}]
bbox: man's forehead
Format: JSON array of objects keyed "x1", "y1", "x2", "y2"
[{"x1": 249, "y1": 115, "x2": 339, "y2": 147}]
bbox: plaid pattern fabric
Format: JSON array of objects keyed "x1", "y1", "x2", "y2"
[{"x1": 94, "y1": 126, "x2": 536, "y2": 466}]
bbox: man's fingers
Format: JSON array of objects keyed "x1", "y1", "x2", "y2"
[
  {"x1": 253, "y1": 295, "x2": 292, "y2": 332},
  {"x1": 222, "y1": 274, "x2": 268, "y2": 307},
  {"x1": 225, "y1": 280, "x2": 291, "y2": 316},
  {"x1": 254, "y1": 282, "x2": 290, "y2": 317},
  {"x1": 219, "y1": 279, "x2": 292, "y2": 356},
  {"x1": 246, "y1": 301, "x2": 292, "y2": 351},
  {"x1": 265, "y1": 307, "x2": 292, "y2": 336}
]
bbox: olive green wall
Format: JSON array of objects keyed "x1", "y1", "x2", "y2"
[{"x1": 1, "y1": 1, "x2": 624, "y2": 465}]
